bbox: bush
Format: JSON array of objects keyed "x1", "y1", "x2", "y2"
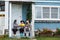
[
  {"x1": 41, "y1": 28, "x2": 52, "y2": 34},
  {"x1": 56, "y1": 28, "x2": 60, "y2": 35},
  {"x1": 35, "y1": 29, "x2": 41, "y2": 37}
]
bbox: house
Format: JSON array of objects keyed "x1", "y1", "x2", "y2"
[{"x1": 0, "y1": 0, "x2": 60, "y2": 37}]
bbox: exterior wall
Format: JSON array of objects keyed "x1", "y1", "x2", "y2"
[
  {"x1": 0, "y1": 1, "x2": 9, "y2": 35},
  {"x1": 0, "y1": 12, "x2": 5, "y2": 14},
  {"x1": 0, "y1": 12, "x2": 5, "y2": 35},
  {"x1": 34, "y1": 22, "x2": 60, "y2": 31}
]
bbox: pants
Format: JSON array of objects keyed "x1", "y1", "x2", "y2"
[
  {"x1": 19, "y1": 28, "x2": 24, "y2": 33},
  {"x1": 24, "y1": 28, "x2": 30, "y2": 37},
  {"x1": 19, "y1": 28, "x2": 24, "y2": 37},
  {"x1": 12, "y1": 28, "x2": 18, "y2": 34}
]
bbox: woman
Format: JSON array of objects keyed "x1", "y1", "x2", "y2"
[{"x1": 12, "y1": 20, "x2": 18, "y2": 36}]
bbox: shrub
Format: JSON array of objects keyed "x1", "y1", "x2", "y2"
[
  {"x1": 56, "y1": 28, "x2": 60, "y2": 35},
  {"x1": 35, "y1": 29, "x2": 41, "y2": 37},
  {"x1": 41, "y1": 28, "x2": 52, "y2": 34}
]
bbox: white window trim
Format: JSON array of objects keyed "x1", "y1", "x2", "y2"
[
  {"x1": 34, "y1": 5, "x2": 60, "y2": 20},
  {"x1": 41, "y1": 7, "x2": 43, "y2": 19},
  {"x1": 33, "y1": 1, "x2": 60, "y2": 3},
  {"x1": 34, "y1": 5, "x2": 60, "y2": 7},
  {"x1": 58, "y1": 8, "x2": 59, "y2": 19},
  {"x1": 50, "y1": 7, "x2": 51, "y2": 19},
  {"x1": 35, "y1": 19, "x2": 60, "y2": 21}
]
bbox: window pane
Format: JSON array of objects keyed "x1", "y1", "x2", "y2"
[
  {"x1": 51, "y1": 8, "x2": 58, "y2": 18},
  {"x1": 0, "y1": 6, "x2": 1, "y2": 10},
  {"x1": 0, "y1": 1, "x2": 5, "y2": 11},
  {"x1": 59, "y1": 8, "x2": 60, "y2": 18},
  {"x1": 1, "y1": 6, "x2": 5, "y2": 11},
  {"x1": 35, "y1": 7, "x2": 41, "y2": 18},
  {"x1": 43, "y1": 7, "x2": 50, "y2": 18}
]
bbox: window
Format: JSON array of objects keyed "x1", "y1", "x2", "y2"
[
  {"x1": 0, "y1": 1, "x2": 5, "y2": 11},
  {"x1": 43, "y1": 7, "x2": 50, "y2": 18},
  {"x1": 59, "y1": 8, "x2": 60, "y2": 18},
  {"x1": 35, "y1": 7, "x2": 41, "y2": 18},
  {"x1": 35, "y1": 6, "x2": 60, "y2": 19},
  {"x1": 51, "y1": 7, "x2": 58, "y2": 18}
]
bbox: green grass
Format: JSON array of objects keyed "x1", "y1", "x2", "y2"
[
  {"x1": 0, "y1": 35, "x2": 60, "y2": 40},
  {"x1": 36, "y1": 37, "x2": 60, "y2": 40}
]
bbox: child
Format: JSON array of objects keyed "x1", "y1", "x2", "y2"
[
  {"x1": 19, "y1": 20, "x2": 25, "y2": 37},
  {"x1": 12, "y1": 20, "x2": 18, "y2": 36},
  {"x1": 24, "y1": 20, "x2": 31, "y2": 37}
]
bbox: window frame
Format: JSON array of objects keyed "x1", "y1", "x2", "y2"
[{"x1": 34, "y1": 5, "x2": 60, "y2": 20}]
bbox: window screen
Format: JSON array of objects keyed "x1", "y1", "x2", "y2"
[
  {"x1": 35, "y1": 7, "x2": 41, "y2": 18},
  {"x1": 43, "y1": 7, "x2": 50, "y2": 18},
  {"x1": 51, "y1": 7, "x2": 58, "y2": 18}
]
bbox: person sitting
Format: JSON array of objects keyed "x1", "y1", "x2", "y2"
[
  {"x1": 19, "y1": 20, "x2": 25, "y2": 37},
  {"x1": 12, "y1": 20, "x2": 18, "y2": 36},
  {"x1": 24, "y1": 20, "x2": 31, "y2": 37}
]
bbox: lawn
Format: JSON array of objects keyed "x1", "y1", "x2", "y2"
[
  {"x1": 0, "y1": 35, "x2": 60, "y2": 40},
  {"x1": 36, "y1": 37, "x2": 60, "y2": 40}
]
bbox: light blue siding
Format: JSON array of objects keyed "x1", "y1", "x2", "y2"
[
  {"x1": 34, "y1": 23, "x2": 60, "y2": 30},
  {"x1": 35, "y1": 2, "x2": 60, "y2": 6},
  {"x1": 34, "y1": 2, "x2": 60, "y2": 30}
]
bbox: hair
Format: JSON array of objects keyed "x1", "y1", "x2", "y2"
[
  {"x1": 26, "y1": 19, "x2": 31, "y2": 23},
  {"x1": 20, "y1": 20, "x2": 25, "y2": 23},
  {"x1": 14, "y1": 20, "x2": 17, "y2": 24}
]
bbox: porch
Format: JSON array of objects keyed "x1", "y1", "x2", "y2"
[{"x1": 9, "y1": 1, "x2": 35, "y2": 38}]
